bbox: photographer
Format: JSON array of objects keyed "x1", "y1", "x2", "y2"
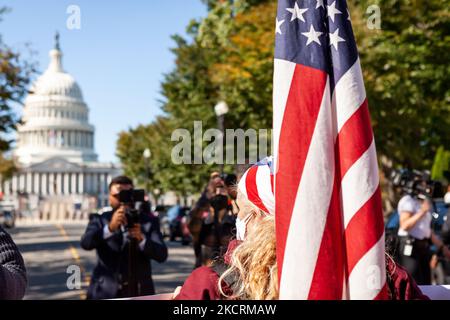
[
  {"x1": 397, "y1": 190, "x2": 450, "y2": 285},
  {"x1": 189, "y1": 172, "x2": 222, "y2": 268},
  {"x1": 189, "y1": 172, "x2": 237, "y2": 267},
  {"x1": 198, "y1": 175, "x2": 236, "y2": 266},
  {"x1": 81, "y1": 176, "x2": 168, "y2": 299}
]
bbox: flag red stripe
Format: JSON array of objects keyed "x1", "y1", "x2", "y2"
[
  {"x1": 307, "y1": 172, "x2": 345, "y2": 299},
  {"x1": 336, "y1": 99, "x2": 373, "y2": 179},
  {"x1": 344, "y1": 186, "x2": 385, "y2": 274},
  {"x1": 245, "y1": 166, "x2": 270, "y2": 214},
  {"x1": 270, "y1": 175, "x2": 274, "y2": 194},
  {"x1": 276, "y1": 64, "x2": 328, "y2": 281}
]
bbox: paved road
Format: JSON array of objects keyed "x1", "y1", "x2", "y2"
[{"x1": 8, "y1": 221, "x2": 195, "y2": 300}]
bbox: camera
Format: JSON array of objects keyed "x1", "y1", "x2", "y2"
[
  {"x1": 204, "y1": 173, "x2": 236, "y2": 213},
  {"x1": 210, "y1": 194, "x2": 229, "y2": 212},
  {"x1": 391, "y1": 169, "x2": 444, "y2": 199},
  {"x1": 118, "y1": 189, "x2": 145, "y2": 204},
  {"x1": 118, "y1": 189, "x2": 146, "y2": 228}
]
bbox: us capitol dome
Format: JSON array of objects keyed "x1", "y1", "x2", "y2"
[
  {"x1": 1, "y1": 34, "x2": 121, "y2": 219},
  {"x1": 15, "y1": 34, "x2": 97, "y2": 165}
]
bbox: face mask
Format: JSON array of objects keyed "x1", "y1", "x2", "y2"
[{"x1": 235, "y1": 212, "x2": 254, "y2": 241}]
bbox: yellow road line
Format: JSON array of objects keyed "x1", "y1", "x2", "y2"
[
  {"x1": 56, "y1": 223, "x2": 90, "y2": 300},
  {"x1": 56, "y1": 223, "x2": 69, "y2": 239},
  {"x1": 69, "y1": 246, "x2": 81, "y2": 262}
]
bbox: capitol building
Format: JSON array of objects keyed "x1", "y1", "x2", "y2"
[{"x1": 0, "y1": 36, "x2": 121, "y2": 220}]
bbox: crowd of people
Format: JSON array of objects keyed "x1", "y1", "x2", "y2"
[{"x1": 1, "y1": 166, "x2": 450, "y2": 300}]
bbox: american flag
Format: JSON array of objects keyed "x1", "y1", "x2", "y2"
[{"x1": 273, "y1": 0, "x2": 387, "y2": 300}]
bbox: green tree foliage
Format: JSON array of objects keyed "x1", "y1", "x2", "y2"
[
  {"x1": 159, "y1": 22, "x2": 221, "y2": 195},
  {"x1": 350, "y1": 0, "x2": 450, "y2": 169},
  {"x1": 206, "y1": 1, "x2": 276, "y2": 131},
  {"x1": 0, "y1": 8, "x2": 35, "y2": 176},
  {"x1": 117, "y1": 0, "x2": 274, "y2": 195},
  {"x1": 431, "y1": 146, "x2": 450, "y2": 182},
  {"x1": 117, "y1": 117, "x2": 173, "y2": 198},
  {"x1": 116, "y1": 115, "x2": 211, "y2": 198}
]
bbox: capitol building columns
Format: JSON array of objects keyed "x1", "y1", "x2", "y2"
[
  {"x1": 1, "y1": 167, "x2": 118, "y2": 219},
  {"x1": 0, "y1": 169, "x2": 112, "y2": 196},
  {"x1": 0, "y1": 34, "x2": 120, "y2": 221}
]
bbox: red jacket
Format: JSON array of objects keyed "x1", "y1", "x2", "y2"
[
  {"x1": 386, "y1": 257, "x2": 430, "y2": 300},
  {"x1": 175, "y1": 240, "x2": 239, "y2": 300},
  {"x1": 175, "y1": 240, "x2": 429, "y2": 300}
]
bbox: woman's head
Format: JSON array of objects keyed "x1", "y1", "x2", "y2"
[
  {"x1": 218, "y1": 157, "x2": 278, "y2": 299},
  {"x1": 237, "y1": 156, "x2": 275, "y2": 215},
  {"x1": 235, "y1": 190, "x2": 266, "y2": 240},
  {"x1": 219, "y1": 214, "x2": 278, "y2": 300},
  {"x1": 234, "y1": 156, "x2": 275, "y2": 240}
]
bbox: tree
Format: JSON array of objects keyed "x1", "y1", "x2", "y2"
[
  {"x1": 350, "y1": 0, "x2": 450, "y2": 170},
  {"x1": 0, "y1": 8, "x2": 35, "y2": 176},
  {"x1": 348, "y1": 0, "x2": 450, "y2": 211},
  {"x1": 117, "y1": 1, "x2": 275, "y2": 196},
  {"x1": 431, "y1": 146, "x2": 450, "y2": 182},
  {"x1": 117, "y1": 117, "x2": 173, "y2": 201},
  {"x1": 159, "y1": 21, "x2": 221, "y2": 195},
  {"x1": 204, "y1": 0, "x2": 276, "y2": 131},
  {"x1": 0, "y1": 153, "x2": 15, "y2": 180}
]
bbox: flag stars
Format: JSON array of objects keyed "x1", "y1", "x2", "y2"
[
  {"x1": 315, "y1": 0, "x2": 324, "y2": 9},
  {"x1": 276, "y1": 18, "x2": 285, "y2": 35},
  {"x1": 347, "y1": 8, "x2": 352, "y2": 21},
  {"x1": 286, "y1": 2, "x2": 308, "y2": 23},
  {"x1": 275, "y1": 2, "x2": 360, "y2": 81},
  {"x1": 327, "y1": 1, "x2": 342, "y2": 23},
  {"x1": 329, "y1": 28, "x2": 346, "y2": 50},
  {"x1": 301, "y1": 25, "x2": 323, "y2": 46}
]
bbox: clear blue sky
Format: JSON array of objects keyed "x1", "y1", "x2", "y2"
[{"x1": 1, "y1": 0, "x2": 207, "y2": 162}]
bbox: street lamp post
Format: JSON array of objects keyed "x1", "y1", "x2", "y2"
[
  {"x1": 214, "y1": 101, "x2": 229, "y2": 174},
  {"x1": 143, "y1": 148, "x2": 151, "y2": 195},
  {"x1": 153, "y1": 188, "x2": 161, "y2": 206}
]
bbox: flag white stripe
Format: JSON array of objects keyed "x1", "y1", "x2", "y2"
[
  {"x1": 273, "y1": 59, "x2": 297, "y2": 176},
  {"x1": 237, "y1": 170, "x2": 249, "y2": 199},
  {"x1": 341, "y1": 139, "x2": 379, "y2": 228},
  {"x1": 279, "y1": 77, "x2": 335, "y2": 299},
  {"x1": 334, "y1": 58, "x2": 366, "y2": 133},
  {"x1": 255, "y1": 166, "x2": 275, "y2": 215}
]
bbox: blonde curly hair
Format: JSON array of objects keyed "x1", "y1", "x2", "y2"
[{"x1": 218, "y1": 192, "x2": 278, "y2": 300}]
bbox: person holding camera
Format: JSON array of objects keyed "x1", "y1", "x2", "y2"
[
  {"x1": 397, "y1": 192, "x2": 450, "y2": 285},
  {"x1": 189, "y1": 172, "x2": 237, "y2": 268},
  {"x1": 189, "y1": 172, "x2": 223, "y2": 268},
  {"x1": 81, "y1": 176, "x2": 168, "y2": 299},
  {"x1": 198, "y1": 178, "x2": 236, "y2": 266}
]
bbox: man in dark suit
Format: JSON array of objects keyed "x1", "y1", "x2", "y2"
[
  {"x1": 81, "y1": 176, "x2": 168, "y2": 299},
  {"x1": 0, "y1": 226, "x2": 27, "y2": 300}
]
